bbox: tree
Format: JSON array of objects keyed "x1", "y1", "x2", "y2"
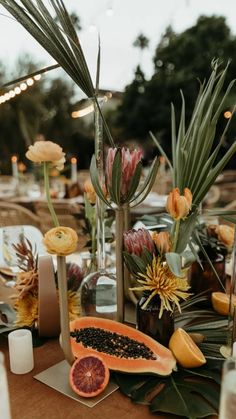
[
  {"x1": 116, "y1": 16, "x2": 236, "y2": 167},
  {"x1": 133, "y1": 33, "x2": 149, "y2": 65}
]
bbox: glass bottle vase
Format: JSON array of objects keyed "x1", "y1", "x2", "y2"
[
  {"x1": 80, "y1": 101, "x2": 117, "y2": 320},
  {"x1": 136, "y1": 294, "x2": 174, "y2": 347}
]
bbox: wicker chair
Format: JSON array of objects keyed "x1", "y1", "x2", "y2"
[{"x1": 0, "y1": 201, "x2": 41, "y2": 228}]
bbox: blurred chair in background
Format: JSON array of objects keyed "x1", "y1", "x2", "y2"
[
  {"x1": 0, "y1": 202, "x2": 41, "y2": 229},
  {"x1": 34, "y1": 201, "x2": 87, "y2": 251}
]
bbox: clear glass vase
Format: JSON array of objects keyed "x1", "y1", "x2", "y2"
[
  {"x1": 80, "y1": 269, "x2": 117, "y2": 319},
  {"x1": 80, "y1": 101, "x2": 117, "y2": 320}
]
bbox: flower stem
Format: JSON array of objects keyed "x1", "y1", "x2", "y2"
[
  {"x1": 115, "y1": 207, "x2": 125, "y2": 322},
  {"x1": 94, "y1": 101, "x2": 106, "y2": 272},
  {"x1": 43, "y1": 162, "x2": 59, "y2": 227},
  {"x1": 123, "y1": 204, "x2": 137, "y2": 304},
  {"x1": 91, "y1": 224, "x2": 97, "y2": 271},
  {"x1": 173, "y1": 219, "x2": 180, "y2": 252}
]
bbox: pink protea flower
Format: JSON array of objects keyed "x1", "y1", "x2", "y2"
[
  {"x1": 106, "y1": 147, "x2": 143, "y2": 200},
  {"x1": 124, "y1": 228, "x2": 154, "y2": 256}
]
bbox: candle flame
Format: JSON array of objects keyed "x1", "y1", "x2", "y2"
[
  {"x1": 71, "y1": 157, "x2": 77, "y2": 164},
  {"x1": 11, "y1": 156, "x2": 17, "y2": 163},
  {"x1": 224, "y1": 110, "x2": 232, "y2": 119}
]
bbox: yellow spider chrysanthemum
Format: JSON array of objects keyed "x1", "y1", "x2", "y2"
[
  {"x1": 131, "y1": 257, "x2": 191, "y2": 318},
  {"x1": 14, "y1": 290, "x2": 80, "y2": 329},
  {"x1": 14, "y1": 292, "x2": 38, "y2": 328},
  {"x1": 67, "y1": 291, "x2": 80, "y2": 321}
]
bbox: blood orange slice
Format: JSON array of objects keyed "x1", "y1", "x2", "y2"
[{"x1": 69, "y1": 355, "x2": 110, "y2": 398}]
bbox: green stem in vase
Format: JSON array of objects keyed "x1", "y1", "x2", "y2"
[
  {"x1": 94, "y1": 100, "x2": 106, "y2": 272},
  {"x1": 91, "y1": 224, "x2": 97, "y2": 271},
  {"x1": 173, "y1": 219, "x2": 180, "y2": 252},
  {"x1": 123, "y1": 204, "x2": 137, "y2": 304},
  {"x1": 115, "y1": 207, "x2": 125, "y2": 323},
  {"x1": 57, "y1": 255, "x2": 75, "y2": 365},
  {"x1": 43, "y1": 162, "x2": 59, "y2": 228}
]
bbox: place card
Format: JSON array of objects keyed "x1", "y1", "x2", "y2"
[{"x1": 34, "y1": 360, "x2": 119, "y2": 407}]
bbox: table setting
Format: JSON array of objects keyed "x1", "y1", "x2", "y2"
[{"x1": 1, "y1": 1, "x2": 236, "y2": 419}]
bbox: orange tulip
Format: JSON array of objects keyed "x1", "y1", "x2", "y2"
[
  {"x1": 217, "y1": 225, "x2": 234, "y2": 248},
  {"x1": 152, "y1": 231, "x2": 171, "y2": 254},
  {"x1": 166, "y1": 187, "x2": 192, "y2": 220},
  {"x1": 84, "y1": 179, "x2": 96, "y2": 204}
]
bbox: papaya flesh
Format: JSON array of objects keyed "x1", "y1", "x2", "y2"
[{"x1": 70, "y1": 317, "x2": 176, "y2": 376}]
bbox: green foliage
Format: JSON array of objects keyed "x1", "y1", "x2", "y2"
[
  {"x1": 115, "y1": 362, "x2": 222, "y2": 418},
  {"x1": 116, "y1": 16, "x2": 236, "y2": 168},
  {"x1": 114, "y1": 301, "x2": 228, "y2": 418}
]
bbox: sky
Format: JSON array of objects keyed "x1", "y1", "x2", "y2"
[{"x1": 0, "y1": 0, "x2": 235, "y2": 94}]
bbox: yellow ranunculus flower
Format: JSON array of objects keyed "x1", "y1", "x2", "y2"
[
  {"x1": 166, "y1": 187, "x2": 192, "y2": 220},
  {"x1": 26, "y1": 141, "x2": 66, "y2": 170},
  {"x1": 43, "y1": 227, "x2": 78, "y2": 256}
]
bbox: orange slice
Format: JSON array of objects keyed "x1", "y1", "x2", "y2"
[
  {"x1": 169, "y1": 328, "x2": 206, "y2": 368},
  {"x1": 211, "y1": 292, "x2": 236, "y2": 316}
]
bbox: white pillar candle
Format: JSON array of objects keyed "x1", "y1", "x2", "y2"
[
  {"x1": 8, "y1": 329, "x2": 34, "y2": 374},
  {"x1": 11, "y1": 156, "x2": 18, "y2": 180},
  {"x1": 0, "y1": 352, "x2": 12, "y2": 419},
  {"x1": 70, "y1": 157, "x2": 77, "y2": 183}
]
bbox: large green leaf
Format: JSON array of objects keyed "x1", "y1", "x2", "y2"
[
  {"x1": 151, "y1": 372, "x2": 219, "y2": 418},
  {"x1": 175, "y1": 211, "x2": 199, "y2": 254},
  {"x1": 111, "y1": 150, "x2": 122, "y2": 206},
  {"x1": 165, "y1": 252, "x2": 183, "y2": 277},
  {"x1": 115, "y1": 364, "x2": 221, "y2": 419},
  {"x1": 114, "y1": 302, "x2": 227, "y2": 418},
  {"x1": 130, "y1": 157, "x2": 159, "y2": 207},
  {"x1": 125, "y1": 161, "x2": 142, "y2": 202},
  {"x1": 90, "y1": 155, "x2": 112, "y2": 207}
]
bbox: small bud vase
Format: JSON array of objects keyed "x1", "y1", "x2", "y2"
[{"x1": 136, "y1": 293, "x2": 174, "y2": 347}]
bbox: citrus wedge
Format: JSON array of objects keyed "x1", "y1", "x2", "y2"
[
  {"x1": 169, "y1": 328, "x2": 206, "y2": 368},
  {"x1": 211, "y1": 292, "x2": 236, "y2": 316}
]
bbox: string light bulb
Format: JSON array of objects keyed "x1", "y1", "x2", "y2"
[
  {"x1": 34, "y1": 74, "x2": 41, "y2": 81},
  {"x1": 26, "y1": 78, "x2": 34, "y2": 86},
  {"x1": 0, "y1": 70, "x2": 44, "y2": 106},
  {"x1": 20, "y1": 83, "x2": 27, "y2": 91},
  {"x1": 14, "y1": 87, "x2": 21, "y2": 95}
]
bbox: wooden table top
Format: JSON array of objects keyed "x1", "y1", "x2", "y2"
[
  {"x1": 0, "y1": 281, "x2": 218, "y2": 419},
  {"x1": 0, "y1": 334, "x2": 176, "y2": 419}
]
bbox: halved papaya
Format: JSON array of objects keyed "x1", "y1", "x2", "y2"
[{"x1": 70, "y1": 317, "x2": 176, "y2": 376}]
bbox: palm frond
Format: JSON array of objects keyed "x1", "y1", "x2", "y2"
[
  {"x1": 0, "y1": 0, "x2": 115, "y2": 146},
  {"x1": 155, "y1": 59, "x2": 235, "y2": 204}
]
